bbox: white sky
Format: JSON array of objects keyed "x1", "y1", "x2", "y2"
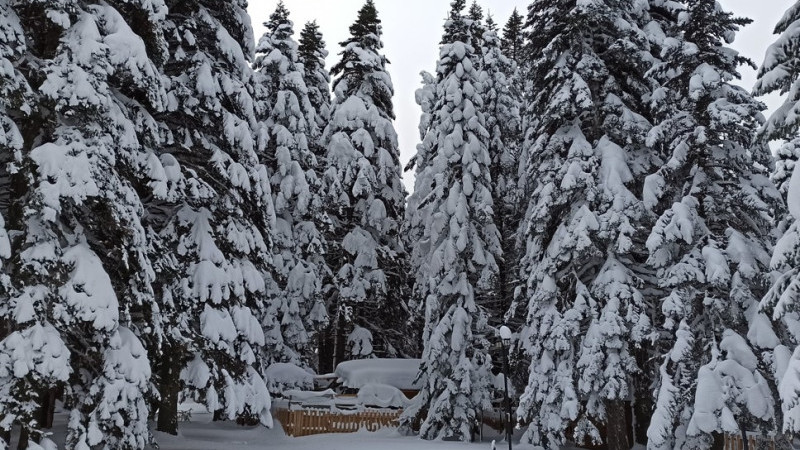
[{"x1": 247, "y1": 0, "x2": 794, "y2": 187}]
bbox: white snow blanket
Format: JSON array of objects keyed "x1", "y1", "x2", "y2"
[
  {"x1": 334, "y1": 359, "x2": 424, "y2": 390},
  {"x1": 264, "y1": 363, "x2": 315, "y2": 394},
  {"x1": 282, "y1": 389, "x2": 335, "y2": 401},
  {"x1": 356, "y1": 383, "x2": 413, "y2": 408}
]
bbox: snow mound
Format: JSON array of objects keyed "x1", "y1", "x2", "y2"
[
  {"x1": 265, "y1": 363, "x2": 315, "y2": 394},
  {"x1": 357, "y1": 383, "x2": 412, "y2": 408},
  {"x1": 334, "y1": 359, "x2": 424, "y2": 390}
]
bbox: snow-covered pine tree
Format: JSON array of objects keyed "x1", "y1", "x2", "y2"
[
  {"x1": 479, "y1": 18, "x2": 522, "y2": 326},
  {"x1": 153, "y1": 0, "x2": 274, "y2": 434},
  {"x1": 253, "y1": 2, "x2": 328, "y2": 367},
  {"x1": 0, "y1": 0, "x2": 170, "y2": 447},
  {"x1": 296, "y1": 21, "x2": 334, "y2": 371},
  {"x1": 501, "y1": 8, "x2": 525, "y2": 64},
  {"x1": 0, "y1": 3, "x2": 54, "y2": 447},
  {"x1": 402, "y1": 70, "x2": 438, "y2": 325},
  {"x1": 466, "y1": 1, "x2": 485, "y2": 72},
  {"x1": 644, "y1": 1, "x2": 783, "y2": 448},
  {"x1": 754, "y1": 0, "x2": 800, "y2": 439},
  {"x1": 402, "y1": 0, "x2": 500, "y2": 440},
  {"x1": 755, "y1": 2, "x2": 800, "y2": 198},
  {"x1": 321, "y1": 0, "x2": 409, "y2": 366},
  {"x1": 404, "y1": 71, "x2": 439, "y2": 180},
  {"x1": 298, "y1": 20, "x2": 332, "y2": 163},
  {"x1": 514, "y1": 0, "x2": 657, "y2": 448}
]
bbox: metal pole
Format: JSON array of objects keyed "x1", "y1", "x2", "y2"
[{"x1": 501, "y1": 340, "x2": 512, "y2": 450}]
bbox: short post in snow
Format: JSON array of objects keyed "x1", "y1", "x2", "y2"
[{"x1": 499, "y1": 325, "x2": 513, "y2": 450}]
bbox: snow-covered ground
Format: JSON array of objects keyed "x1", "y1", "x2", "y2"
[
  {"x1": 15, "y1": 411, "x2": 545, "y2": 450},
  {"x1": 152, "y1": 410, "x2": 547, "y2": 450},
  {"x1": 152, "y1": 416, "x2": 540, "y2": 450}
]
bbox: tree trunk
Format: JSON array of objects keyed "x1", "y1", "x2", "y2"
[
  {"x1": 1, "y1": 427, "x2": 10, "y2": 448},
  {"x1": 318, "y1": 327, "x2": 334, "y2": 374},
  {"x1": 17, "y1": 427, "x2": 28, "y2": 450},
  {"x1": 156, "y1": 345, "x2": 181, "y2": 435},
  {"x1": 332, "y1": 311, "x2": 347, "y2": 369},
  {"x1": 605, "y1": 399, "x2": 630, "y2": 450},
  {"x1": 38, "y1": 389, "x2": 57, "y2": 429},
  {"x1": 633, "y1": 392, "x2": 651, "y2": 445}
]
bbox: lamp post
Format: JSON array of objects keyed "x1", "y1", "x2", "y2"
[{"x1": 499, "y1": 325, "x2": 513, "y2": 450}]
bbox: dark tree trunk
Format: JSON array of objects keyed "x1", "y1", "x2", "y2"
[
  {"x1": 332, "y1": 311, "x2": 347, "y2": 368},
  {"x1": 17, "y1": 427, "x2": 28, "y2": 450},
  {"x1": 1, "y1": 427, "x2": 10, "y2": 448},
  {"x1": 156, "y1": 345, "x2": 181, "y2": 435},
  {"x1": 213, "y1": 409, "x2": 225, "y2": 422},
  {"x1": 331, "y1": 311, "x2": 346, "y2": 370},
  {"x1": 605, "y1": 399, "x2": 630, "y2": 450},
  {"x1": 633, "y1": 394, "x2": 651, "y2": 446},
  {"x1": 38, "y1": 389, "x2": 57, "y2": 429},
  {"x1": 318, "y1": 327, "x2": 334, "y2": 374}
]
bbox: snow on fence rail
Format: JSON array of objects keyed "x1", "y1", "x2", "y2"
[
  {"x1": 275, "y1": 408, "x2": 403, "y2": 437},
  {"x1": 723, "y1": 433, "x2": 777, "y2": 450}
]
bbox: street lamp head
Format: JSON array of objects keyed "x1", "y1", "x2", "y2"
[{"x1": 499, "y1": 325, "x2": 512, "y2": 346}]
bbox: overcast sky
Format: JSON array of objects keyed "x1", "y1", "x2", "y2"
[{"x1": 247, "y1": 0, "x2": 794, "y2": 187}]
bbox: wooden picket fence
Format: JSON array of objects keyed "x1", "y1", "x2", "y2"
[
  {"x1": 723, "y1": 433, "x2": 778, "y2": 450},
  {"x1": 275, "y1": 408, "x2": 403, "y2": 437}
]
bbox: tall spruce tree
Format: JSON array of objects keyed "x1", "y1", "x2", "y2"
[
  {"x1": 403, "y1": 70, "x2": 438, "y2": 324},
  {"x1": 514, "y1": 0, "x2": 657, "y2": 448},
  {"x1": 479, "y1": 19, "x2": 522, "y2": 325},
  {"x1": 402, "y1": 0, "x2": 500, "y2": 441},
  {"x1": 0, "y1": 2, "x2": 63, "y2": 447},
  {"x1": 298, "y1": 21, "x2": 332, "y2": 163},
  {"x1": 754, "y1": 0, "x2": 800, "y2": 438},
  {"x1": 253, "y1": 2, "x2": 328, "y2": 368},
  {"x1": 153, "y1": 0, "x2": 274, "y2": 434},
  {"x1": 466, "y1": 1, "x2": 485, "y2": 71},
  {"x1": 0, "y1": 0, "x2": 170, "y2": 447},
  {"x1": 644, "y1": 1, "x2": 783, "y2": 448},
  {"x1": 321, "y1": 0, "x2": 409, "y2": 368},
  {"x1": 501, "y1": 7, "x2": 525, "y2": 64},
  {"x1": 296, "y1": 20, "x2": 334, "y2": 371}
]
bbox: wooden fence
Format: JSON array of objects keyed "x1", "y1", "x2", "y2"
[
  {"x1": 275, "y1": 408, "x2": 403, "y2": 437},
  {"x1": 723, "y1": 434, "x2": 778, "y2": 450}
]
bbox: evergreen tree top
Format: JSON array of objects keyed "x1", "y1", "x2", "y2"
[
  {"x1": 501, "y1": 7, "x2": 523, "y2": 61},
  {"x1": 681, "y1": 0, "x2": 753, "y2": 78},
  {"x1": 299, "y1": 20, "x2": 327, "y2": 71},
  {"x1": 441, "y1": 0, "x2": 470, "y2": 45},
  {"x1": 651, "y1": 0, "x2": 759, "y2": 148},
  {"x1": 341, "y1": 0, "x2": 381, "y2": 50},
  {"x1": 485, "y1": 13, "x2": 497, "y2": 33},
  {"x1": 266, "y1": 0, "x2": 290, "y2": 29},
  {"x1": 330, "y1": 0, "x2": 393, "y2": 118},
  {"x1": 260, "y1": 1, "x2": 295, "y2": 55},
  {"x1": 468, "y1": 0, "x2": 483, "y2": 22}
]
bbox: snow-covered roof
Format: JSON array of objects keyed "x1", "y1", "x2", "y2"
[
  {"x1": 357, "y1": 383, "x2": 413, "y2": 408},
  {"x1": 334, "y1": 358, "x2": 424, "y2": 390}
]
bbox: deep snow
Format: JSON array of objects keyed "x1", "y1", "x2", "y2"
[
  {"x1": 151, "y1": 412, "x2": 542, "y2": 450},
  {"x1": 11, "y1": 411, "x2": 545, "y2": 450}
]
